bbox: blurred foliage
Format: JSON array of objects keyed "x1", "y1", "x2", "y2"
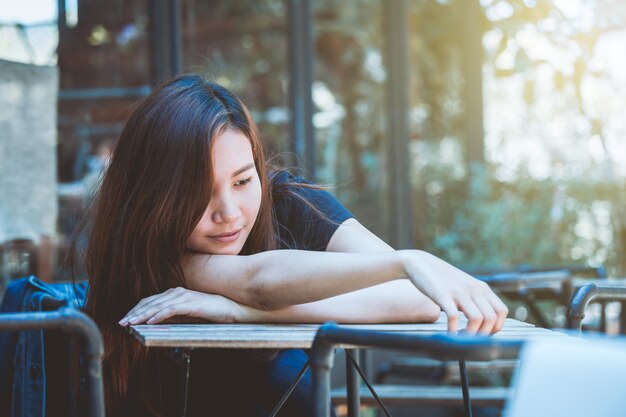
[
  {"x1": 415, "y1": 160, "x2": 620, "y2": 271},
  {"x1": 402, "y1": 0, "x2": 626, "y2": 274}
]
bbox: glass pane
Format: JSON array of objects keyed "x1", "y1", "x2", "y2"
[
  {"x1": 181, "y1": 0, "x2": 290, "y2": 155},
  {"x1": 56, "y1": 0, "x2": 151, "y2": 277},
  {"x1": 408, "y1": 0, "x2": 626, "y2": 275},
  {"x1": 312, "y1": 0, "x2": 390, "y2": 242},
  {"x1": 57, "y1": 0, "x2": 150, "y2": 181}
]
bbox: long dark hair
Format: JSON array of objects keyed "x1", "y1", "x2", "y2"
[{"x1": 83, "y1": 75, "x2": 277, "y2": 414}]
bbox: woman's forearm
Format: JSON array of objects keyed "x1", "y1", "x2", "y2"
[
  {"x1": 119, "y1": 281, "x2": 441, "y2": 327},
  {"x1": 129, "y1": 248, "x2": 507, "y2": 333},
  {"x1": 183, "y1": 247, "x2": 509, "y2": 334},
  {"x1": 234, "y1": 280, "x2": 442, "y2": 324},
  {"x1": 183, "y1": 250, "x2": 410, "y2": 310}
]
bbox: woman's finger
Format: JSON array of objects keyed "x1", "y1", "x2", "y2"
[
  {"x1": 128, "y1": 295, "x2": 188, "y2": 324},
  {"x1": 122, "y1": 288, "x2": 188, "y2": 325},
  {"x1": 123, "y1": 298, "x2": 167, "y2": 325},
  {"x1": 472, "y1": 294, "x2": 497, "y2": 334},
  {"x1": 131, "y1": 296, "x2": 193, "y2": 325},
  {"x1": 146, "y1": 303, "x2": 193, "y2": 325},
  {"x1": 456, "y1": 296, "x2": 483, "y2": 334},
  {"x1": 486, "y1": 290, "x2": 509, "y2": 333},
  {"x1": 435, "y1": 295, "x2": 460, "y2": 333}
]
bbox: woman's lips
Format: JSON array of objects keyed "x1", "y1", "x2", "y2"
[{"x1": 209, "y1": 229, "x2": 241, "y2": 243}]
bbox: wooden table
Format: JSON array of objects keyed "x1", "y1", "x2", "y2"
[
  {"x1": 128, "y1": 315, "x2": 566, "y2": 349},
  {"x1": 129, "y1": 315, "x2": 570, "y2": 417}
]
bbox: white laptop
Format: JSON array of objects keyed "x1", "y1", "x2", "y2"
[{"x1": 505, "y1": 337, "x2": 626, "y2": 417}]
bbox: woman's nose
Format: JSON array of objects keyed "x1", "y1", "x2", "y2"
[{"x1": 211, "y1": 193, "x2": 241, "y2": 224}]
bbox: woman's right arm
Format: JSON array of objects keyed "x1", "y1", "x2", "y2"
[
  {"x1": 183, "y1": 250, "x2": 407, "y2": 310},
  {"x1": 183, "y1": 249, "x2": 503, "y2": 332}
]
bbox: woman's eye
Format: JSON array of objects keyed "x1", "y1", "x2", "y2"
[{"x1": 234, "y1": 178, "x2": 252, "y2": 187}]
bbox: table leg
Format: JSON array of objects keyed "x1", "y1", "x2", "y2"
[
  {"x1": 268, "y1": 360, "x2": 311, "y2": 417},
  {"x1": 345, "y1": 350, "x2": 392, "y2": 417},
  {"x1": 180, "y1": 349, "x2": 191, "y2": 417},
  {"x1": 357, "y1": 350, "x2": 367, "y2": 377},
  {"x1": 346, "y1": 349, "x2": 360, "y2": 417},
  {"x1": 459, "y1": 360, "x2": 473, "y2": 417}
]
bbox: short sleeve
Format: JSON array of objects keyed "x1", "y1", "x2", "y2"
[{"x1": 271, "y1": 171, "x2": 353, "y2": 251}]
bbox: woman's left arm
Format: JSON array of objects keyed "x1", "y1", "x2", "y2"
[
  {"x1": 263, "y1": 218, "x2": 442, "y2": 324},
  {"x1": 189, "y1": 218, "x2": 442, "y2": 325},
  {"x1": 247, "y1": 219, "x2": 507, "y2": 333},
  {"x1": 121, "y1": 219, "x2": 507, "y2": 332}
]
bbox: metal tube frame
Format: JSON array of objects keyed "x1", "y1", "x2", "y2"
[
  {"x1": 461, "y1": 0, "x2": 485, "y2": 164},
  {"x1": 288, "y1": 0, "x2": 316, "y2": 179},
  {"x1": 268, "y1": 359, "x2": 311, "y2": 417},
  {"x1": 567, "y1": 283, "x2": 626, "y2": 333},
  {"x1": 345, "y1": 349, "x2": 360, "y2": 417},
  {"x1": 459, "y1": 360, "x2": 472, "y2": 417},
  {"x1": 168, "y1": 0, "x2": 182, "y2": 75},
  {"x1": 148, "y1": 0, "x2": 168, "y2": 85},
  {"x1": 0, "y1": 308, "x2": 105, "y2": 417},
  {"x1": 383, "y1": 0, "x2": 413, "y2": 249},
  {"x1": 312, "y1": 323, "x2": 523, "y2": 417},
  {"x1": 180, "y1": 349, "x2": 191, "y2": 417},
  {"x1": 345, "y1": 350, "x2": 392, "y2": 417}
]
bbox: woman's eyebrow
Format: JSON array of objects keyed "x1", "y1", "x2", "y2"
[{"x1": 232, "y1": 162, "x2": 255, "y2": 177}]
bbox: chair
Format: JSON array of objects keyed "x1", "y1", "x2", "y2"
[
  {"x1": 312, "y1": 323, "x2": 523, "y2": 417},
  {"x1": 313, "y1": 323, "x2": 626, "y2": 417},
  {"x1": 0, "y1": 276, "x2": 104, "y2": 417},
  {"x1": 469, "y1": 264, "x2": 607, "y2": 328},
  {"x1": 567, "y1": 282, "x2": 626, "y2": 334}
]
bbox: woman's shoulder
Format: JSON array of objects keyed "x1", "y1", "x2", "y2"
[
  {"x1": 269, "y1": 169, "x2": 311, "y2": 188},
  {"x1": 269, "y1": 168, "x2": 353, "y2": 251}
]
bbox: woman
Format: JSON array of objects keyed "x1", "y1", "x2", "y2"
[{"x1": 85, "y1": 74, "x2": 507, "y2": 416}]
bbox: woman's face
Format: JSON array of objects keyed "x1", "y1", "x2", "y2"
[{"x1": 186, "y1": 129, "x2": 262, "y2": 255}]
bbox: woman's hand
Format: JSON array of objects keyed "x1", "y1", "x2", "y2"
[
  {"x1": 401, "y1": 250, "x2": 508, "y2": 334},
  {"x1": 118, "y1": 287, "x2": 244, "y2": 326}
]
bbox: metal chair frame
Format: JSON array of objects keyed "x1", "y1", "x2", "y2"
[
  {"x1": 0, "y1": 308, "x2": 105, "y2": 417},
  {"x1": 311, "y1": 323, "x2": 523, "y2": 417},
  {"x1": 567, "y1": 283, "x2": 626, "y2": 334}
]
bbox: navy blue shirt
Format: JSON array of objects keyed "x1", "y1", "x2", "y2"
[
  {"x1": 271, "y1": 170, "x2": 353, "y2": 251},
  {"x1": 182, "y1": 172, "x2": 353, "y2": 417},
  {"x1": 116, "y1": 172, "x2": 354, "y2": 417}
]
